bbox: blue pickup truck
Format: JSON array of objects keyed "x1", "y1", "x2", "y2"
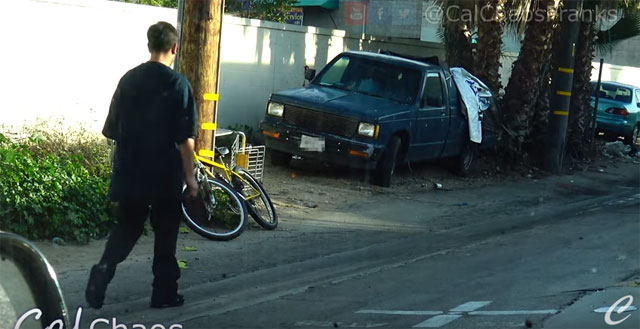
[{"x1": 260, "y1": 51, "x2": 499, "y2": 187}]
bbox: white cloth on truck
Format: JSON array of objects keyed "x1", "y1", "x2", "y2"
[{"x1": 450, "y1": 67, "x2": 492, "y2": 144}]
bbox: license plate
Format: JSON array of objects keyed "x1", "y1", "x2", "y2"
[{"x1": 300, "y1": 135, "x2": 325, "y2": 152}]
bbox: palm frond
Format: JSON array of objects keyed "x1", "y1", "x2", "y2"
[
  {"x1": 595, "y1": 11, "x2": 640, "y2": 54},
  {"x1": 504, "y1": 0, "x2": 535, "y2": 40}
]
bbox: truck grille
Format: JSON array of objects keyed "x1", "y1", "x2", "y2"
[{"x1": 283, "y1": 105, "x2": 358, "y2": 137}]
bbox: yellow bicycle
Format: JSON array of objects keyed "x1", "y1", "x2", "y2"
[{"x1": 181, "y1": 132, "x2": 277, "y2": 241}]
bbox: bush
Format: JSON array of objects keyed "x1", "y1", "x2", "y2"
[{"x1": 0, "y1": 122, "x2": 115, "y2": 243}]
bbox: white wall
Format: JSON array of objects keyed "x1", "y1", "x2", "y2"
[
  {"x1": 0, "y1": 0, "x2": 177, "y2": 131},
  {"x1": 0, "y1": 0, "x2": 445, "y2": 133},
  {"x1": 591, "y1": 62, "x2": 640, "y2": 88}
]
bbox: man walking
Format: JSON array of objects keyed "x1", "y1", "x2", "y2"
[{"x1": 86, "y1": 21, "x2": 199, "y2": 309}]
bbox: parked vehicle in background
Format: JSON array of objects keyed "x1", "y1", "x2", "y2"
[
  {"x1": 591, "y1": 81, "x2": 640, "y2": 146},
  {"x1": 0, "y1": 231, "x2": 69, "y2": 328},
  {"x1": 260, "y1": 51, "x2": 499, "y2": 187}
]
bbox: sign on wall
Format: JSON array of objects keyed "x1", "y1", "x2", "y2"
[
  {"x1": 421, "y1": 0, "x2": 442, "y2": 42},
  {"x1": 286, "y1": 7, "x2": 304, "y2": 25},
  {"x1": 392, "y1": 0, "x2": 417, "y2": 27},
  {"x1": 368, "y1": 1, "x2": 391, "y2": 26},
  {"x1": 344, "y1": 1, "x2": 367, "y2": 26}
]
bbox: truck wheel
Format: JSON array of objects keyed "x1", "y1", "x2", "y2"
[
  {"x1": 270, "y1": 149, "x2": 291, "y2": 166},
  {"x1": 456, "y1": 141, "x2": 477, "y2": 176},
  {"x1": 374, "y1": 136, "x2": 401, "y2": 187}
]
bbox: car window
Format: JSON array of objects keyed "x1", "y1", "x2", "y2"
[
  {"x1": 636, "y1": 90, "x2": 640, "y2": 106},
  {"x1": 594, "y1": 83, "x2": 633, "y2": 103},
  {"x1": 422, "y1": 73, "x2": 444, "y2": 107},
  {"x1": 315, "y1": 55, "x2": 420, "y2": 105}
]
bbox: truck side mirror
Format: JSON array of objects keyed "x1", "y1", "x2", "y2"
[{"x1": 304, "y1": 69, "x2": 316, "y2": 81}]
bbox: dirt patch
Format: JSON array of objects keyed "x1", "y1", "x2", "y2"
[{"x1": 260, "y1": 143, "x2": 639, "y2": 219}]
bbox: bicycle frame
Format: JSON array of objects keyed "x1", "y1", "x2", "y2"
[{"x1": 193, "y1": 153, "x2": 262, "y2": 202}]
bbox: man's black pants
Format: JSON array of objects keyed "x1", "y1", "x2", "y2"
[{"x1": 99, "y1": 197, "x2": 182, "y2": 298}]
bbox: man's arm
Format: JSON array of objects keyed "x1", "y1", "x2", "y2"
[
  {"x1": 103, "y1": 80, "x2": 124, "y2": 140},
  {"x1": 180, "y1": 138, "x2": 197, "y2": 198},
  {"x1": 177, "y1": 78, "x2": 199, "y2": 198}
]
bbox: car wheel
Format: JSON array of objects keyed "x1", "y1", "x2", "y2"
[
  {"x1": 625, "y1": 125, "x2": 640, "y2": 147},
  {"x1": 269, "y1": 149, "x2": 291, "y2": 166},
  {"x1": 374, "y1": 136, "x2": 401, "y2": 188}
]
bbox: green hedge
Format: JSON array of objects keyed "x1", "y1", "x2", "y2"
[{"x1": 0, "y1": 126, "x2": 115, "y2": 243}]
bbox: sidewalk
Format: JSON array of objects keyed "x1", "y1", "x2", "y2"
[{"x1": 544, "y1": 286, "x2": 640, "y2": 329}]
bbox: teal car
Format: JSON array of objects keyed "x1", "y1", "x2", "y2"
[{"x1": 591, "y1": 81, "x2": 640, "y2": 146}]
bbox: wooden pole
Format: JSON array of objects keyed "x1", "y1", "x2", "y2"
[{"x1": 178, "y1": 0, "x2": 225, "y2": 156}]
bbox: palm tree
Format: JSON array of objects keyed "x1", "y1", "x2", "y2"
[
  {"x1": 438, "y1": 0, "x2": 476, "y2": 72},
  {"x1": 474, "y1": 0, "x2": 507, "y2": 95},
  {"x1": 502, "y1": 0, "x2": 562, "y2": 160},
  {"x1": 567, "y1": 3, "x2": 640, "y2": 157}
]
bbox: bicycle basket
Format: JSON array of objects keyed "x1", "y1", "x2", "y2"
[{"x1": 233, "y1": 145, "x2": 265, "y2": 182}]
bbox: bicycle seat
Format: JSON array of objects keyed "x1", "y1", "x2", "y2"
[{"x1": 217, "y1": 147, "x2": 230, "y2": 157}]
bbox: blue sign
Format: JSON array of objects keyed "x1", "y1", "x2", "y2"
[{"x1": 286, "y1": 7, "x2": 304, "y2": 25}]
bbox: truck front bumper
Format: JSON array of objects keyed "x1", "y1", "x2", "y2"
[{"x1": 261, "y1": 122, "x2": 383, "y2": 170}]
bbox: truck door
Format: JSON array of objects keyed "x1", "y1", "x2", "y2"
[{"x1": 413, "y1": 71, "x2": 450, "y2": 159}]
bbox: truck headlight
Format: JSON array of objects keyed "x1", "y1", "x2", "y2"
[
  {"x1": 267, "y1": 102, "x2": 285, "y2": 117},
  {"x1": 358, "y1": 122, "x2": 377, "y2": 137}
]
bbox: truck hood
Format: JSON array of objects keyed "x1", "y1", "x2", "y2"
[{"x1": 270, "y1": 85, "x2": 413, "y2": 121}]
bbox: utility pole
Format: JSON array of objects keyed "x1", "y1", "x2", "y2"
[
  {"x1": 177, "y1": 0, "x2": 225, "y2": 157},
  {"x1": 545, "y1": 0, "x2": 582, "y2": 173}
]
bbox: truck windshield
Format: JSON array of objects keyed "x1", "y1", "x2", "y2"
[{"x1": 314, "y1": 55, "x2": 421, "y2": 105}]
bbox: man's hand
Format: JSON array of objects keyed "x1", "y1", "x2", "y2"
[{"x1": 185, "y1": 176, "x2": 198, "y2": 200}]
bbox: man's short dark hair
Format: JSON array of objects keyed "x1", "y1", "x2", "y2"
[{"x1": 147, "y1": 21, "x2": 178, "y2": 53}]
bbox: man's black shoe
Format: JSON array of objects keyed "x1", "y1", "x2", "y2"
[
  {"x1": 150, "y1": 294, "x2": 184, "y2": 308},
  {"x1": 85, "y1": 264, "x2": 112, "y2": 309}
]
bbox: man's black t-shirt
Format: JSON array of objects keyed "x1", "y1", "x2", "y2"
[{"x1": 103, "y1": 61, "x2": 197, "y2": 202}]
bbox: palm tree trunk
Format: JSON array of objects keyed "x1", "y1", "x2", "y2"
[
  {"x1": 528, "y1": 19, "x2": 563, "y2": 157},
  {"x1": 502, "y1": 0, "x2": 561, "y2": 159},
  {"x1": 567, "y1": 19, "x2": 596, "y2": 159},
  {"x1": 474, "y1": 0, "x2": 506, "y2": 95},
  {"x1": 442, "y1": 1, "x2": 474, "y2": 72}
]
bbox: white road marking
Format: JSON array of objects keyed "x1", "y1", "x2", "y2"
[
  {"x1": 469, "y1": 310, "x2": 558, "y2": 315},
  {"x1": 357, "y1": 310, "x2": 443, "y2": 316},
  {"x1": 295, "y1": 320, "x2": 388, "y2": 328},
  {"x1": 357, "y1": 300, "x2": 560, "y2": 328},
  {"x1": 594, "y1": 306, "x2": 638, "y2": 313},
  {"x1": 449, "y1": 301, "x2": 492, "y2": 312},
  {"x1": 414, "y1": 315, "x2": 462, "y2": 328}
]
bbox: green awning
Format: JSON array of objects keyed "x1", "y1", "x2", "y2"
[{"x1": 295, "y1": 0, "x2": 339, "y2": 10}]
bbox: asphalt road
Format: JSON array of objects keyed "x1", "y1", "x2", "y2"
[{"x1": 28, "y1": 162, "x2": 640, "y2": 329}]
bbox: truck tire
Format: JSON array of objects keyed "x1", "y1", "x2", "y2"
[
  {"x1": 270, "y1": 149, "x2": 291, "y2": 166},
  {"x1": 456, "y1": 140, "x2": 477, "y2": 176},
  {"x1": 374, "y1": 136, "x2": 401, "y2": 187}
]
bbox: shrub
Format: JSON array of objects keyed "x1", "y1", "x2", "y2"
[{"x1": 0, "y1": 122, "x2": 115, "y2": 243}]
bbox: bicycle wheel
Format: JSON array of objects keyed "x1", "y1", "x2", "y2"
[
  {"x1": 231, "y1": 168, "x2": 278, "y2": 230},
  {"x1": 182, "y1": 178, "x2": 247, "y2": 241}
]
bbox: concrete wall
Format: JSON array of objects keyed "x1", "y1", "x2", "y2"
[
  {"x1": 595, "y1": 35, "x2": 640, "y2": 69},
  {"x1": 0, "y1": 0, "x2": 444, "y2": 133},
  {"x1": 591, "y1": 62, "x2": 640, "y2": 88}
]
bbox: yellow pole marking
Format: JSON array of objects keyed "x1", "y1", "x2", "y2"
[
  {"x1": 198, "y1": 149, "x2": 215, "y2": 158},
  {"x1": 557, "y1": 91, "x2": 572, "y2": 96},
  {"x1": 553, "y1": 110, "x2": 569, "y2": 116},
  {"x1": 201, "y1": 122, "x2": 217, "y2": 130},
  {"x1": 203, "y1": 93, "x2": 220, "y2": 101},
  {"x1": 558, "y1": 67, "x2": 574, "y2": 73}
]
